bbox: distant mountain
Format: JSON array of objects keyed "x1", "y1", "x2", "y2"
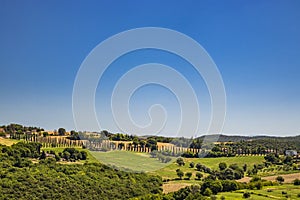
[{"x1": 196, "y1": 134, "x2": 300, "y2": 143}]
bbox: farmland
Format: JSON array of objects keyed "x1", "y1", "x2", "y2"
[
  {"x1": 1, "y1": 124, "x2": 300, "y2": 199},
  {"x1": 152, "y1": 156, "x2": 265, "y2": 180},
  {"x1": 0, "y1": 137, "x2": 19, "y2": 146},
  {"x1": 90, "y1": 150, "x2": 175, "y2": 172},
  {"x1": 217, "y1": 184, "x2": 300, "y2": 200}
]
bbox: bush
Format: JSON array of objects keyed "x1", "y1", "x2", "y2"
[
  {"x1": 243, "y1": 191, "x2": 251, "y2": 198},
  {"x1": 276, "y1": 176, "x2": 284, "y2": 183},
  {"x1": 293, "y1": 178, "x2": 300, "y2": 185},
  {"x1": 196, "y1": 172, "x2": 203, "y2": 180},
  {"x1": 176, "y1": 158, "x2": 185, "y2": 166},
  {"x1": 250, "y1": 176, "x2": 261, "y2": 182},
  {"x1": 189, "y1": 162, "x2": 195, "y2": 168},
  {"x1": 185, "y1": 172, "x2": 192, "y2": 180},
  {"x1": 203, "y1": 188, "x2": 212, "y2": 196},
  {"x1": 219, "y1": 162, "x2": 227, "y2": 170},
  {"x1": 210, "y1": 195, "x2": 217, "y2": 200}
]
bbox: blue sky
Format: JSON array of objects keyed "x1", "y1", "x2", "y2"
[{"x1": 1, "y1": 1, "x2": 300, "y2": 136}]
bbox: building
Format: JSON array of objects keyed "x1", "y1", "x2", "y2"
[{"x1": 285, "y1": 150, "x2": 298, "y2": 157}]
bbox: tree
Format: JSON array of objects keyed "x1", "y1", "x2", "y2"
[
  {"x1": 80, "y1": 151, "x2": 87, "y2": 160},
  {"x1": 264, "y1": 153, "x2": 279, "y2": 164},
  {"x1": 203, "y1": 188, "x2": 212, "y2": 196},
  {"x1": 58, "y1": 128, "x2": 66, "y2": 136},
  {"x1": 243, "y1": 192, "x2": 251, "y2": 198},
  {"x1": 219, "y1": 162, "x2": 227, "y2": 171},
  {"x1": 185, "y1": 172, "x2": 192, "y2": 180},
  {"x1": 254, "y1": 181, "x2": 262, "y2": 190},
  {"x1": 40, "y1": 151, "x2": 46, "y2": 160},
  {"x1": 210, "y1": 181, "x2": 223, "y2": 194},
  {"x1": 229, "y1": 163, "x2": 239, "y2": 170},
  {"x1": 250, "y1": 176, "x2": 261, "y2": 182},
  {"x1": 276, "y1": 176, "x2": 284, "y2": 184},
  {"x1": 243, "y1": 164, "x2": 247, "y2": 172},
  {"x1": 196, "y1": 172, "x2": 203, "y2": 180},
  {"x1": 63, "y1": 151, "x2": 71, "y2": 160},
  {"x1": 189, "y1": 162, "x2": 195, "y2": 168},
  {"x1": 293, "y1": 178, "x2": 300, "y2": 185},
  {"x1": 176, "y1": 158, "x2": 185, "y2": 166},
  {"x1": 43, "y1": 132, "x2": 49, "y2": 137},
  {"x1": 176, "y1": 169, "x2": 184, "y2": 179},
  {"x1": 283, "y1": 156, "x2": 293, "y2": 164}
]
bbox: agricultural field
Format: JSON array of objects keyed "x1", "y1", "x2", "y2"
[
  {"x1": 152, "y1": 156, "x2": 265, "y2": 180},
  {"x1": 0, "y1": 137, "x2": 19, "y2": 146},
  {"x1": 90, "y1": 150, "x2": 175, "y2": 172},
  {"x1": 217, "y1": 184, "x2": 300, "y2": 200}
]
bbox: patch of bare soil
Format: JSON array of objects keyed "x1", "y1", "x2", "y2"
[{"x1": 163, "y1": 182, "x2": 191, "y2": 193}]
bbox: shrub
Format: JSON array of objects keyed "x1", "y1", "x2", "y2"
[
  {"x1": 219, "y1": 162, "x2": 227, "y2": 170},
  {"x1": 210, "y1": 195, "x2": 217, "y2": 200},
  {"x1": 276, "y1": 176, "x2": 284, "y2": 184},
  {"x1": 196, "y1": 172, "x2": 203, "y2": 180},
  {"x1": 250, "y1": 176, "x2": 261, "y2": 182},
  {"x1": 243, "y1": 191, "x2": 251, "y2": 198},
  {"x1": 293, "y1": 178, "x2": 300, "y2": 185},
  {"x1": 185, "y1": 172, "x2": 192, "y2": 180},
  {"x1": 203, "y1": 188, "x2": 212, "y2": 196},
  {"x1": 176, "y1": 158, "x2": 185, "y2": 166},
  {"x1": 189, "y1": 162, "x2": 195, "y2": 168}
]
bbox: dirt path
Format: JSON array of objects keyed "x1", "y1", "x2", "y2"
[{"x1": 237, "y1": 172, "x2": 300, "y2": 183}]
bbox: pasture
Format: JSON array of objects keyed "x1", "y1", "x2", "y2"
[
  {"x1": 0, "y1": 137, "x2": 19, "y2": 146},
  {"x1": 217, "y1": 184, "x2": 300, "y2": 200},
  {"x1": 152, "y1": 156, "x2": 265, "y2": 179},
  {"x1": 90, "y1": 150, "x2": 175, "y2": 172}
]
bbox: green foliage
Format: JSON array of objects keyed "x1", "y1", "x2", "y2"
[
  {"x1": 276, "y1": 176, "x2": 284, "y2": 183},
  {"x1": 196, "y1": 172, "x2": 203, "y2": 180},
  {"x1": 219, "y1": 162, "x2": 227, "y2": 170},
  {"x1": 189, "y1": 162, "x2": 195, "y2": 168},
  {"x1": 176, "y1": 169, "x2": 184, "y2": 179},
  {"x1": 293, "y1": 178, "x2": 300, "y2": 185},
  {"x1": 203, "y1": 188, "x2": 213, "y2": 196},
  {"x1": 0, "y1": 143, "x2": 163, "y2": 200},
  {"x1": 176, "y1": 158, "x2": 185, "y2": 166},
  {"x1": 243, "y1": 191, "x2": 251, "y2": 198},
  {"x1": 185, "y1": 172, "x2": 192, "y2": 180},
  {"x1": 58, "y1": 128, "x2": 66, "y2": 136}
]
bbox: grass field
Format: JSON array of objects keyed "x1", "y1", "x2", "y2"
[
  {"x1": 0, "y1": 137, "x2": 19, "y2": 146},
  {"x1": 90, "y1": 150, "x2": 175, "y2": 172},
  {"x1": 217, "y1": 184, "x2": 300, "y2": 200},
  {"x1": 151, "y1": 156, "x2": 265, "y2": 180}
]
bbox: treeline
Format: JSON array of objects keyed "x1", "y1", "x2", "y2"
[
  {"x1": 2, "y1": 123, "x2": 300, "y2": 157},
  {"x1": 0, "y1": 142, "x2": 162, "y2": 199}
]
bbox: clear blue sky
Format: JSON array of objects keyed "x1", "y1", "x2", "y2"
[{"x1": 1, "y1": 1, "x2": 300, "y2": 136}]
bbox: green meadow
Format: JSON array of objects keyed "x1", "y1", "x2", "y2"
[
  {"x1": 217, "y1": 184, "x2": 300, "y2": 200},
  {"x1": 90, "y1": 150, "x2": 175, "y2": 172}
]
